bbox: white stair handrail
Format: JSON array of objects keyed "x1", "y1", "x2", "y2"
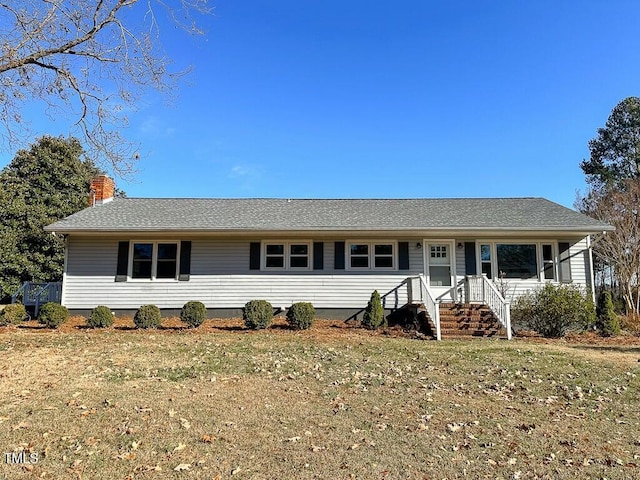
[
  {"x1": 417, "y1": 274, "x2": 441, "y2": 341},
  {"x1": 473, "y1": 275, "x2": 512, "y2": 340}
]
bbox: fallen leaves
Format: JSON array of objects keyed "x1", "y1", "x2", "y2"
[
  {"x1": 134, "y1": 465, "x2": 163, "y2": 473},
  {"x1": 172, "y1": 443, "x2": 186, "y2": 452},
  {"x1": 1, "y1": 320, "x2": 639, "y2": 480}
]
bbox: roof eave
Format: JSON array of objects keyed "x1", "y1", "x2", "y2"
[{"x1": 44, "y1": 225, "x2": 614, "y2": 236}]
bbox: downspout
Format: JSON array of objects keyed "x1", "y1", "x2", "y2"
[
  {"x1": 61, "y1": 234, "x2": 68, "y2": 307},
  {"x1": 587, "y1": 234, "x2": 596, "y2": 303}
]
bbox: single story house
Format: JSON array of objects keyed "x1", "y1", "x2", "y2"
[{"x1": 46, "y1": 176, "x2": 613, "y2": 338}]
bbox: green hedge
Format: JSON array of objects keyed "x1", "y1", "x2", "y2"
[
  {"x1": 243, "y1": 300, "x2": 273, "y2": 330},
  {"x1": 38, "y1": 303, "x2": 68, "y2": 329},
  {"x1": 88, "y1": 305, "x2": 114, "y2": 328},
  {"x1": 0, "y1": 304, "x2": 28, "y2": 326},
  {"x1": 512, "y1": 283, "x2": 595, "y2": 338},
  {"x1": 286, "y1": 302, "x2": 315, "y2": 330},
  {"x1": 180, "y1": 301, "x2": 207, "y2": 328},
  {"x1": 134, "y1": 304, "x2": 162, "y2": 329}
]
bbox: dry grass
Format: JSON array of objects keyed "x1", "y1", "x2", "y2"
[{"x1": 1, "y1": 317, "x2": 639, "y2": 479}]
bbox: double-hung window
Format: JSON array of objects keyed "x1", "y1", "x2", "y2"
[
  {"x1": 131, "y1": 241, "x2": 179, "y2": 280},
  {"x1": 480, "y1": 244, "x2": 492, "y2": 278},
  {"x1": 347, "y1": 241, "x2": 396, "y2": 270},
  {"x1": 541, "y1": 244, "x2": 555, "y2": 280},
  {"x1": 262, "y1": 242, "x2": 311, "y2": 270}
]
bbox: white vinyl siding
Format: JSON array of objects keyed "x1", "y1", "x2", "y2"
[
  {"x1": 62, "y1": 237, "x2": 423, "y2": 309},
  {"x1": 62, "y1": 236, "x2": 593, "y2": 310}
]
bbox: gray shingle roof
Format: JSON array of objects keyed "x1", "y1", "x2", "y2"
[{"x1": 45, "y1": 197, "x2": 612, "y2": 234}]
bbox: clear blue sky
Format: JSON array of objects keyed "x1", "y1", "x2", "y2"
[{"x1": 4, "y1": 1, "x2": 640, "y2": 208}]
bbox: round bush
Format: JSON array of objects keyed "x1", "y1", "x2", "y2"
[
  {"x1": 134, "y1": 304, "x2": 162, "y2": 329},
  {"x1": 243, "y1": 300, "x2": 273, "y2": 330},
  {"x1": 0, "y1": 303, "x2": 28, "y2": 326},
  {"x1": 286, "y1": 302, "x2": 315, "y2": 330},
  {"x1": 88, "y1": 305, "x2": 114, "y2": 328},
  {"x1": 180, "y1": 301, "x2": 207, "y2": 328},
  {"x1": 512, "y1": 283, "x2": 595, "y2": 338},
  {"x1": 38, "y1": 302, "x2": 68, "y2": 329}
]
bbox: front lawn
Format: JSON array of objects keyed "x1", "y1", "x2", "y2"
[{"x1": 1, "y1": 318, "x2": 639, "y2": 479}]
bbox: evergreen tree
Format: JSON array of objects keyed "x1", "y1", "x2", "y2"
[
  {"x1": 580, "y1": 97, "x2": 640, "y2": 191},
  {"x1": 362, "y1": 290, "x2": 385, "y2": 330},
  {"x1": 0, "y1": 136, "x2": 102, "y2": 300},
  {"x1": 596, "y1": 291, "x2": 621, "y2": 336}
]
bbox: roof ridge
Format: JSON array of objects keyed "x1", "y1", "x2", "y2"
[{"x1": 118, "y1": 196, "x2": 546, "y2": 201}]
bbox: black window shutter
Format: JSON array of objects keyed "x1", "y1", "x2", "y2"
[
  {"x1": 179, "y1": 241, "x2": 192, "y2": 281},
  {"x1": 250, "y1": 242, "x2": 261, "y2": 270},
  {"x1": 115, "y1": 241, "x2": 129, "y2": 282},
  {"x1": 464, "y1": 242, "x2": 477, "y2": 275},
  {"x1": 334, "y1": 241, "x2": 345, "y2": 270},
  {"x1": 398, "y1": 242, "x2": 410, "y2": 270},
  {"x1": 313, "y1": 242, "x2": 324, "y2": 270},
  {"x1": 558, "y1": 242, "x2": 572, "y2": 283}
]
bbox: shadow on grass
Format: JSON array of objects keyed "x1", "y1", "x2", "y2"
[
  {"x1": 113, "y1": 325, "x2": 137, "y2": 331},
  {"x1": 212, "y1": 325, "x2": 247, "y2": 332},
  {"x1": 158, "y1": 325, "x2": 185, "y2": 331},
  {"x1": 269, "y1": 324, "x2": 294, "y2": 331},
  {"x1": 567, "y1": 344, "x2": 640, "y2": 355},
  {"x1": 330, "y1": 323, "x2": 360, "y2": 331},
  {"x1": 17, "y1": 324, "x2": 46, "y2": 330}
]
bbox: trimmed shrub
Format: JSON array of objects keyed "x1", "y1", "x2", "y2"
[
  {"x1": 362, "y1": 290, "x2": 385, "y2": 330},
  {"x1": 134, "y1": 304, "x2": 162, "y2": 329},
  {"x1": 0, "y1": 303, "x2": 28, "y2": 326},
  {"x1": 243, "y1": 300, "x2": 273, "y2": 330},
  {"x1": 286, "y1": 302, "x2": 315, "y2": 330},
  {"x1": 180, "y1": 301, "x2": 207, "y2": 328},
  {"x1": 512, "y1": 283, "x2": 595, "y2": 338},
  {"x1": 88, "y1": 305, "x2": 114, "y2": 328},
  {"x1": 596, "y1": 291, "x2": 620, "y2": 336},
  {"x1": 38, "y1": 302, "x2": 68, "y2": 329}
]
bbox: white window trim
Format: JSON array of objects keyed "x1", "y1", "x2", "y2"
[
  {"x1": 346, "y1": 240, "x2": 398, "y2": 271},
  {"x1": 474, "y1": 240, "x2": 559, "y2": 282},
  {"x1": 260, "y1": 240, "x2": 313, "y2": 271},
  {"x1": 540, "y1": 243, "x2": 557, "y2": 281},
  {"x1": 128, "y1": 240, "x2": 180, "y2": 281}
]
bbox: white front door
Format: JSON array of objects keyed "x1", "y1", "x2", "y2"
[{"x1": 425, "y1": 241, "x2": 455, "y2": 301}]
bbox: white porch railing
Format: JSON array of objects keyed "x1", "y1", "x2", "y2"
[
  {"x1": 464, "y1": 275, "x2": 512, "y2": 340},
  {"x1": 406, "y1": 274, "x2": 441, "y2": 340}
]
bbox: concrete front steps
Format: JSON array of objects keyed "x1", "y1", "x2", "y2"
[{"x1": 437, "y1": 303, "x2": 507, "y2": 338}]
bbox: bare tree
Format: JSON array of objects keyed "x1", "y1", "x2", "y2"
[
  {"x1": 0, "y1": 0, "x2": 211, "y2": 176},
  {"x1": 585, "y1": 180, "x2": 640, "y2": 315}
]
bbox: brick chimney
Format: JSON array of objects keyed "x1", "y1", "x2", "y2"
[{"x1": 89, "y1": 175, "x2": 115, "y2": 206}]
